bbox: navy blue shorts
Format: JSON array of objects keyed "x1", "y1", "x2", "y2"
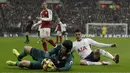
[
  {"x1": 28, "y1": 48, "x2": 46, "y2": 69},
  {"x1": 30, "y1": 48, "x2": 45, "y2": 61},
  {"x1": 85, "y1": 52, "x2": 100, "y2": 62}
]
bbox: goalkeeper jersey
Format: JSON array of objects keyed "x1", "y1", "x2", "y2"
[{"x1": 49, "y1": 45, "x2": 74, "y2": 71}]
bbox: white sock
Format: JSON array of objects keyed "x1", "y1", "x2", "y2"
[
  {"x1": 99, "y1": 49, "x2": 114, "y2": 59},
  {"x1": 87, "y1": 61, "x2": 102, "y2": 65},
  {"x1": 87, "y1": 61, "x2": 111, "y2": 65}
]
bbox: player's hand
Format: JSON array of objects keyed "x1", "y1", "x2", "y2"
[
  {"x1": 45, "y1": 52, "x2": 49, "y2": 58},
  {"x1": 31, "y1": 23, "x2": 37, "y2": 30},
  {"x1": 36, "y1": 17, "x2": 41, "y2": 20},
  {"x1": 54, "y1": 67, "x2": 60, "y2": 72},
  {"x1": 111, "y1": 44, "x2": 117, "y2": 47},
  {"x1": 31, "y1": 26, "x2": 34, "y2": 30}
]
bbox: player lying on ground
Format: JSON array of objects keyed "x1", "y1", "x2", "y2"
[
  {"x1": 6, "y1": 40, "x2": 74, "y2": 71},
  {"x1": 72, "y1": 29, "x2": 119, "y2": 65}
]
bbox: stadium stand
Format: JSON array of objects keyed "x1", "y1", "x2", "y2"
[{"x1": 0, "y1": 0, "x2": 130, "y2": 35}]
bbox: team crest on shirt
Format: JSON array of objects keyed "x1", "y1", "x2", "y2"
[
  {"x1": 45, "y1": 12, "x2": 48, "y2": 14},
  {"x1": 62, "y1": 56, "x2": 67, "y2": 60}
]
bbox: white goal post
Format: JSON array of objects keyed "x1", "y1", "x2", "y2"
[{"x1": 86, "y1": 23, "x2": 128, "y2": 37}]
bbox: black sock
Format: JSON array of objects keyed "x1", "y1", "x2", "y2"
[{"x1": 18, "y1": 49, "x2": 27, "y2": 61}]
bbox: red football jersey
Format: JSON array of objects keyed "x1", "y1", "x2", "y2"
[
  {"x1": 40, "y1": 9, "x2": 52, "y2": 28},
  {"x1": 57, "y1": 24, "x2": 61, "y2": 31}
]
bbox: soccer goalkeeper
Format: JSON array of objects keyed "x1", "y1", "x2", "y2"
[
  {"x1": 102, "y1": 25, "x2": 107, "y2": 37},
  {"x1": 6, "y1": 40, "x2": 74, "y2": 71}
]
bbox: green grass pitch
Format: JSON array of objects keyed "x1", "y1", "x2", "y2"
[{"x1": 0, "y1": 37, "x2": 130, "y2": 73}]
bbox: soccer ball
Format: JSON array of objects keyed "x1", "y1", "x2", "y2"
[{"x1": 41, "y1": 58, "x2": 56, "y2": 72}]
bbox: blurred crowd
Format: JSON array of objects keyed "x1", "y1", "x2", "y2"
[{"x1": 0, "y1": 0, "x2": 130, "y2": 34}]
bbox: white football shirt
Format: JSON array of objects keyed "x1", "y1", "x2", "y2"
[{"x1": 72, "y1": 38, "x2": 112, "y2": 59}]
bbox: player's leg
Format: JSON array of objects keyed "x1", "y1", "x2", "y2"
[
  {"x1": 96, "y1": 49, "x2": 119, "y2": 63},
  {"x1": 62, "y1": 31, "x2": 67, "y2": 40},
  {"x1": 113, "y1": 54, "x2": 119, "y2": 63},
  {"x1": 56, "y1": 31, "x2": 59, "y2": 44},
  {"x1": 37, "y1": 30, "x2": 41, "y2": 43},
  {"x1": 80, "y1": 60, "x2": 111, "y2": 65},
  {"x1": 42, "y1": 38, "x2": 48, "y2": 52},
  {"x1": 29, "y1": 47, "x2": 46, "y2": 61},
  {"x1": 17, "y1": 60, "x2": 30, "y2": 68},
  {"x1": 65, "y1": 33, "x2": 68, "y2": 40},
  {"x1": 58, "y1": 31, "x2": 62, "y2": 43},
  {"x1": 6, "y1": 60, "x2": 30, "y2": 68},
  {"x1": 13, "y1": 46, "x2": 32, "y2": 61},
  {"x1": 14, "y1": 46, "x2": 46, "y2": 61},
  {"x1": 6, "y1": 60, "x2": 18, "y2": 66},
  {"x1": 6, "y1": 60, "x2": 42, "y2": 69},
  {"x1": 25, "y1": 32, "x2": 30, "y2": 43},
  {"x1": 45, "y1": 28, "x2": 56, "y2": 47},
  {"x1": 81, "y1": 51, "x2": 111, "y2": 65},
  {"x1": 40, "y1": 28, "x2": 56, "y2": 52},
  {"x1": 102, "y1": 32, "x2": 106, "y2": 38},
  {"x1": 62, "y1": 35, "x2": 65, "y2": 41},
  {"x1": 60, "y1": 35, "x2": 62, "y2": 43},
  {"x1": 62, "y1": 31, "x2": 65, "y2": 41},
  {"x1": 40, "y1": 28, "x2": 48, "y2": 52},
  {"x1": 46, "y1": 37, "x2": 56, "y2": 47}
]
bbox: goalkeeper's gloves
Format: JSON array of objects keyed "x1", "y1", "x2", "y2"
[
  {"x1": 54, "y1": 67, "x2": 60, "y2": 72},
  {"x1": 111, "y1": 44, "x2": 116, "y2": 47},
  {"x1": 45, "y1": 52, "x2": 50, "y2": 58}
]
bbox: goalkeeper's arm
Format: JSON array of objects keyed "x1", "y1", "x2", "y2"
[{"x1": 57, "y1": 56, "x2": 74, "y2": 71}]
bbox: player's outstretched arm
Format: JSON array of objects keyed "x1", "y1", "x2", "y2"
[
  {"x1": 87, "y1": 38, "x2": 116, "y2": 48},
  {"x1": 111, "y1": 44, "x2": 117, "y2": 47},
  {"x1": 31, "y1": 21, "x2": 42, "y2": 29}
]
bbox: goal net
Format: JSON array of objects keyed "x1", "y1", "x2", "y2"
[{"x1": 86, "y1": 23, "x2": 128, "y2": 37}]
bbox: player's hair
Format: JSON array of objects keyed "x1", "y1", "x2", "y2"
[
  {"x1": 62, "y1": 40, "x2": 73, "y2": 53},
  {"x1": 42, "y1": 2, "x2": 47, "y2": 7},
  {"x1": 75, "y1": 29, "x2": 82, "y2": 33}
]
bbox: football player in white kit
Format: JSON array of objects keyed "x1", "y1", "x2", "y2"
[
  {"x1": 62, "y1": 23, "x2": 67, "y2": 40},
  {"x1": 72, "y1": 29, "x2": 119, "y2": 65}
]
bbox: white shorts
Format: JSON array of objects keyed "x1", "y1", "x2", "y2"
[
  {"x1": 56, "y1": 31, "x2": 62, "y2": 36},
  {"x1": 40, "y1": 28, "x2": 51, "y2": 38}
]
